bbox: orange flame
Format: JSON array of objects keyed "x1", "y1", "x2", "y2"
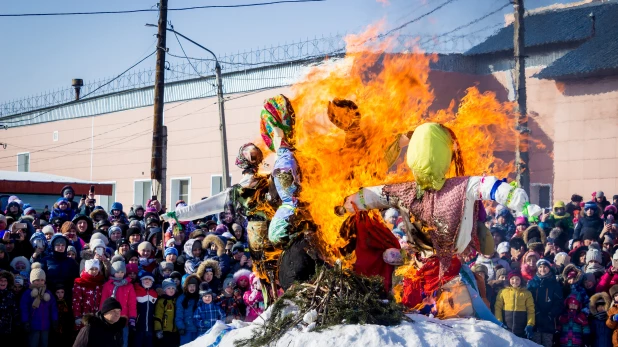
[{"x1": 287, "y1": 24, "x2": 517, "y2": 268}]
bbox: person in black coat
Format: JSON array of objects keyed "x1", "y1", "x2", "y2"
[
  {"x1": 526, "y1": 259, "x2": 563, "y2": 345},
  {"x1": 573, "y1": 201, "x2": 604, "y2": 242},
  {"x1": 37, "y1": 234, "x2": 80, "y2": 306},
  {"x1": 73, "y1": 297, "x2": 127, "y2": 347}
]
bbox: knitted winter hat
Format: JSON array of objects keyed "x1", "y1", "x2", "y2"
[
  {"x1": 554, "y1": 252, "x2": 571, "y2": 266},
  {"x1": 126, "y1": 263, "x2": 139, "y2": 274},
  {"x1": 496, "y1": 241, "x2": 510, "y2": 254},
  {"x1": 583, "y1": 272, "x2": 596, "y2": 284},
  {"x1": 42, "y1": 225, "x2": 55, "y2": 235},
  {"x1": 90, "y1": 232, "x2": 109, "y2": 246},
  {"x1": 85, "y1": 259, "x2": 100, "y2": 272},
  {"x1": 610, "y1": 285, "x2": 618, "y2": 299},
  {"x1": 159, "y1": 261, "x2": 174, "y2": 272},
  {"x1": 101, "y1": 297, "x2": 122, "y2": 314},
  {"x1": 67, "y1": 245, "x2": 77, "y2": 255},
  {"x1": 110, "y1": 261, "x2": 126, "y2": 276},
  {"x1": 495, "y1": 268, "x2": 508, "y2": 279},
  {"x1": 586, "y1": 248, "x2": 602, "y2": 264},
  {"x1": 567, "y1": 270, "x2": 578, "y2": 279},
  {"x1": 515, "y1": 216, "x2": 527, "y2": 226},
  {"x1": 507, "y1": 270, "x2": 522, "y2": 281},
  {"x1": 161, "y1": 278, "x2": 176, "y2": 292},
  {"x1": 223, "y1": 276, "x2": 235, "y2": 289},
  {"x1": 139, "y1": 272, "x2": 154, "y2": 283},
  {"x1": 138, "y1": 241, "x2": 153, "y2": 253},
  {"x1": 536, "y1": 259, "x2": 551, "y2": 268},
  {"x1": 89, "y1": 239, "x2": 106, "y2": 251},
  {"x1": 164, "y1": 247, "x2": 178, "y2": 257},
  {"x1": 171, "y1": 271, "x2": 182, "y2": 281},
  {"x1": 199, "y1": 282, "x2": 213, "y2": 297},
  {"x1": 30, "y1": 262, "x2": 46, "y2": 282}
]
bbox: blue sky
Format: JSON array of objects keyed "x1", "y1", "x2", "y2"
[{"x1": 1, "y1": 0, "x2": 570, "y2": 101}]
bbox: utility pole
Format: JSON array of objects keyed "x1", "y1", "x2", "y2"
[
  {"x1": 215, "y1": 62, "x2": 230, "y2": 189},
  {"x1": 151, "y1": 0, "x2": 168, "y2": 209},
  {"x1": 513, "y1": 0, "x2": 530, "y2": 194}
]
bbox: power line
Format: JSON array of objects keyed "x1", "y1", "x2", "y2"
[
  {"x1": 0, "y1": 0, "x2": 326, "y2": 17},
  {"x1": 2, "y1": 50, "x2": 157, "y2": 125}
]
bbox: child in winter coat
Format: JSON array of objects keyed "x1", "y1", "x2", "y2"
[
  {"x1": 100, "y1": 260, "x2": 137, "y2": 347},
  {"x1": 196, "y1": 260, "x2": 222, "y2": 293},
  {"x1": 175, "y1": 275, "x2": 200, "y2": 344},
  {"x1": 50, "y1": 198, "x2": 75, "y2": 224},
  {"x1": 20, "y1": 263, "x2": 58, "y2": 347},
  {"x1": 219, "y1": 277, "x2": 244, "y2": 322},
  {"x1": 589, "y1": 292, "x2": 612, "y2": 347},
  {"x1": 243, "y1": 273, "x2": 264, "y2": 322},
  {"x1": 154, "y1": 278, "x2": 179, "y2": 347},
  {"x1": 562, "y1": 264, "x2": 591, "y2": 315},
  {"x1": 73, "y1": 259, "x2": 105, "y2": 330},
  {"x1": 526, "y1": 259, "x2": 563, "y2": 347},
  {"x1": 134, "y1": 272, "x2": 157, "y2": 347},
  {"x1": 597, "y1": 251, "x2": 618, "y2": 294},
  {"x1": 154, "y1": 261, "x2": 173, "y2": 295},
  {"x1": 108, "y1": 202, "x2": 129, "y2": 225},
  {"x1": 558, "y1": 294, "x2": 591, "y2": 347},
  {"x1": 520, "y1": 250, "x2": 540, "y2": 282},
  {"x1": 182, "y1": 239, "x2": 203, "y2": 275},
  {"x1": 494, "y1": 271, "x2": 535, "y2": 339},
  {"x1": 52, "y1": 284, "x2": 74, "y2": 347},
  {"x1": 606, "y1": 285, "x2": 618, "y2": 347},
  {"x1": 137, "y1": 241, "x2": 158, "y2": 273},
  {"x1": 0, "y1": 271, "x2": 19, "y2": 344},
  {"x1": 233, "y1": 269, "x2": 252, "y2": 295},
  {"x1": 194, "y1": 283, "x2": 225, "y2": 335}
]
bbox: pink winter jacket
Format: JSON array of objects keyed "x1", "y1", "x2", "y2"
[
  {"x1": 596, "y1": 269, "x2": 618, "y2": 294},
  {"x1": 100, "y1": 277, "x2": 137, "y2": 319},
  {"x1": 243, "y1": 273, "x2": 264, "y2": 322}
]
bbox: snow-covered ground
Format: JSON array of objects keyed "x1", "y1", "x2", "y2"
[{"x1": 185, "y1": 314, "x2": 540, "y2": 347}]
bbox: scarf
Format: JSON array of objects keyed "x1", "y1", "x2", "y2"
[
  {"x1": 30, "y1": 283, "x2": 50, "y2": 309},
  {"x1": 110, "y1": 277, "x2": 128, "y2": 298},
  {"x1": 235, "y1": 143, "x2": 263, "y2": 174},
  {"x1": 139, "y1": 257, "x2": 155, "y2": 267},
  {"x1": 76, "y1": 271, "x2": 105, "y2": 287},
  {"x1": 260, "y1": 95, "x2": 295, "y2": 152}
]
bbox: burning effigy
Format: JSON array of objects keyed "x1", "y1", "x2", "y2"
[{"x1": 166, "y1": 24, "x2": 544, "y2": 345}]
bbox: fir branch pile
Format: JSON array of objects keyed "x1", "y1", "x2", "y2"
[{"x1": 235, "y1": 262, "x2": 411, "y2": 347}]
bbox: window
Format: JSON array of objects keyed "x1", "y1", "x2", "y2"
[
  {"x1": 134, "y1": 180, "x2": 152, "y2": 206},
  {"x1": 171, "y1": 177, "x2": 191, "y2": 204},
  {"x1": 530, "y1": 183, "x2": 552, "y2": 209},
  {"x1": 17, "y1": 152, "x2": 30, "y2": 172},
  {"x1": 210, "y1": 175, "x2": 232, "y2": 195},
  {"x1": 99, "y1": 182, "x2": 116, "y2": 211}
]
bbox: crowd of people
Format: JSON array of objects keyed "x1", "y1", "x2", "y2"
[
  {"x1": 3, "y1": 184, "x2": 618, "y2": 347},
  {"x1": 0, "y1": 186, "x2": 258, "y2": 347}
]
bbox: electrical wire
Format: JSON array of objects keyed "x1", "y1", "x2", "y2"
[
  {"x1": 2, "y1": 50, "x2": 157, "y2": 125},
  {"x1": 0, "y1": 0, "x2": 326, "y2": 17}
]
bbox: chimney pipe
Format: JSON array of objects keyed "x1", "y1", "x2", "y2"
[{"x1": 72, "y1": 79, "x2": 84, "y2": 100}]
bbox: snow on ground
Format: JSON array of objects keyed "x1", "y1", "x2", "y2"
[{"x1": 184, "y1": 314, "x2": 540, "y2": 347}]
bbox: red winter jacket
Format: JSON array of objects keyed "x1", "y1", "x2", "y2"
[
  {"x1": 72, "y1": 271, "x2": 106, "y2": 329},
  {"x1": 100, "y1": 277, "x2": 137, "y2": 320},
  {"x1": 596, "y1": 268, "x2": 618, "y2": 294}
]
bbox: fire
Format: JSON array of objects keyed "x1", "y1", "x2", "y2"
[{"x1": 288, "y1": 24, "x2": 517, "y2": 267}]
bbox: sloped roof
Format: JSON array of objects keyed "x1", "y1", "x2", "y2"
[{"x1": 466, "y1": 1, "x2": 618, "y2": 80}]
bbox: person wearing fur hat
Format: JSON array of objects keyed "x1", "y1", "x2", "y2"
[
  {"x1": 154, "y1": 278, "x2": 179, "y2": 346},
  {"x1": 520, "y1": 251, "x2": 540, "y2": 282},
  {"x1": 72, "y1": 259, "x2": 106, "y2": 330},
  {"x1": 574, "y1": 202, "x2": 604, "y2": 242},
  {"x1": 37, "y1": 234, "x2": 80, "y2": 306},
  {"x1": 557, "y1": 294, "x2": 591, "y2": 347},
  {"x1": 526, "y1": 258, "x2": 563, "y2": 347},
  {"x1": 233, "y1": 268, "x2": 252, "y2": 295},
  {"x1": 73, "y1": 297, "x2": 127, "y2": 347},
  {"x1": 606, "y1": 285, "x2": 618, "y2": 347},
  {"x1": 588, "y1": 292, "x2": 612, "y2": 347},
  {"x1": 133, "y1": 271, "x2": 157, "y2": 347},
  {"x1": 179, "y1": 239, "x2": 203, "y2": 275},
  {"x1": 561, "y1": 264, "x2": 591, "y2": 315},
  {"x1": 0, "y1": 270, "x2": 19, "y2": 343},
  {"x1": 100, "y1": 260, "x2": 136, "y2": 347},
  {"x1": 193, "y1": 283, "x2": 225, "y2": 336},
  {"x1": 569, "y1": 245, "x2": 590, "y2": 269},
  {"x1": 20, "y1": 262, "x2": 58, "y2": 347},
  {"x1": 175, "y1": 275, "x2": 201, "y2": 344},
  {"x1": 196, "y1": 259, "x2": 222, "y2": 293},
  {"x1": 598, "y1": 251, "x2": 618, "y2": 294},
  {"x1": 202, "y1": 234, "x2": 232, "y2": 278},
  {"x1": 494, "y1": 270, "x2": 535, "y2": 339}
]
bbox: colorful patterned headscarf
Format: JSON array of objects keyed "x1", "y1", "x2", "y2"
[
  {"x1": 235, "y1": 143, "x2": 264, "y2": 174},
  {"x1": 260, "y1": 94, "x2": 295, "y2": 152}
]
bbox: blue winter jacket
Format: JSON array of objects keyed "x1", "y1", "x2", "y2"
[
  {"x1": 20, "y1": 288, "x2": 58, "y2": 331},
  {"x1": 527, "y1": 272, "x2": 563, "y2": 333},
  {"x1": 175, "y1": 293, "x2": 199, "y2": 333},
  {"x1": 36, "y1": 234, "x2": 80, "y2": 301},
  {"x1": 193, "y1": 301, "x2": 225, "y2": 334}
]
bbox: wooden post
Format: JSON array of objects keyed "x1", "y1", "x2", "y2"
[{"x1": 514, "y1": 0, "x2": 529, "y2": 194}]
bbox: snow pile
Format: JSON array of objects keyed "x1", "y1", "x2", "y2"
[{"x1": 184, "y1": 314, "x2": 540, "y2": 347}]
